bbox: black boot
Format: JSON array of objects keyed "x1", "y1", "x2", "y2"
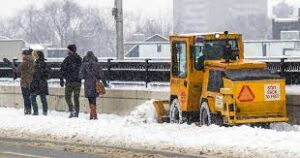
[
  {"x1": 69, "y1": 111, "x2": 78, "y2": 118},
  {"x1": 24, "y1": 108, "x2": 31, "y2": 115},
  {"x1": 74, "y1": 112, "x2": 79, "y2": 118},
  {"x1": 32, "y1": 112, "x2": 39, "y2": 116},
  {"x1": 69, "y1": 111, "x2": 75, "y2": 118},
  {"x1": 43, "y1": 111, "x2": 48, "y2": 116}
]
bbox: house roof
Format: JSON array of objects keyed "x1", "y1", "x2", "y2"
[
  {"x1": 144, "y1": 34, "x2": 169, "y2": 42},
  {"x1": 125, "y1": 34, "x2": 169, "y2": 57}
]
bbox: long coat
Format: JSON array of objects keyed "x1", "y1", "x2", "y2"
[
  {"x1": 80, "y1": 61, "x2": 104, "y2": 98},
  {"x1": 30, "y1": 59, "x2": 50, "y2": 95},
  {"x1": 13, "y1": 56, "x2": 34, "y2": 88}
]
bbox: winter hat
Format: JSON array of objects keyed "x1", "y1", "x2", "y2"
[
  {"x1": 22, "y1": 48, "x2": 33, "y2": 55},
  {"x1": 67, "y1": 44, "x2": 77, "y2": 53},
  {"x1": 22, "y1": 50, "x2": 28, "y2": 55}
]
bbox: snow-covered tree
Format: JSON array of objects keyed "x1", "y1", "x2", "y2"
[{"x1": 272, "y1": 1, "x2": 294, "y2": 18}]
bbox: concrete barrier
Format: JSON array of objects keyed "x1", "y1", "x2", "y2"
[
  {"x1": 0, "y1": 85, "x2": 300, "y2": 125},
  {"x1": 0, "y1": 85, "x2": 169, "y2": 115},
  {"x1": 286, "y1": 95, "x2": 300, "y2": 125}
]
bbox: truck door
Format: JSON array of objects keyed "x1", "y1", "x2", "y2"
[{"x1": 170, "y1": 38, "x2": 190, "y2": 111}]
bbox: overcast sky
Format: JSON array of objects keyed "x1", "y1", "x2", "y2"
[
  {"x1": 0, "y1": 0, "x2": 172, "y2": 18},
  {"x1": 0, "y1": 0, "x2": 299, "y2": 18}
]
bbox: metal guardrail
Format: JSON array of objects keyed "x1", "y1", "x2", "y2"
[{"x1": 0, "y1": 58, "x2": 300, "y2": 85}]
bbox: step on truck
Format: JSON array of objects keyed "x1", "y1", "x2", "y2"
[{"x1": 153, "y1": 31, "x2": 288, "y2": 127}]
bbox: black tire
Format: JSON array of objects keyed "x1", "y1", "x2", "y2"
[
  {"x1": 169, "y1": 99, "x2": 183, "y2": 124},
  {"x1": 199, "y1": 101, "x2": 223, "y2": 126},
  {"x1": 251, "y1": 123, "x2": 271, "y2": 129}
]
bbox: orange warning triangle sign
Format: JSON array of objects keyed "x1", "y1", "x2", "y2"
[{"x1": 238, "y1": 85, "x2": 255, "y2": 102}]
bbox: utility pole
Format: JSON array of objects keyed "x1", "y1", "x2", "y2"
[{"x1": 112, "y1": 0, "x2": 124, "y2": 60}]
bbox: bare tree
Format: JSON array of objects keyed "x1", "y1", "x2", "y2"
[
  {"x1": 77, "y1": 7, "x2": 115, "y2": 57},
  {"x1": 44, "y1": 0, "x2": 82, "y2": 47},
  {"x1": 127, "y1": 13, "x2": 172, "y2": 41},
  {"x1": 0, "y1": 18, "x2": 12, "y2": 39},
  {"x1": 11, "y1": 6, "x2": 53, "y2": 43},
  {"x1": 0, "y1": 0, "x2": 170, "y2": 57},
  {"x1": 273, "y1": 1, "x2": 294, "y2": 18}
]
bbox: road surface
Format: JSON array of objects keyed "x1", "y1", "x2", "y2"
[{"x1": 0, "y1": 137, "x2": 208, "y2": 158}]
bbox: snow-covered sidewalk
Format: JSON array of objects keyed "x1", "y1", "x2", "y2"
[{"x1": 0, "y1": 104, "x2": 300, "y2": 158}]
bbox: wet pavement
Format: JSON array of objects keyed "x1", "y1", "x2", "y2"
[{"x1": 0, "y1": 137, "x2": 208, "y2": 158}]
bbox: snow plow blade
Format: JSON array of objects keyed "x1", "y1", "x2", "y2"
[{"x1": 153, "y1": 100, "x2": 170, "y2": 123}]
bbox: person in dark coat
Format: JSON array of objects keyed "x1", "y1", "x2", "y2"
[
  {"x1": 60, "y1": 44, "x2": 82, "y2": 118},
  {"x1": 30, "y1": 51, "x2": 50, "y2": 115},
  {"x1": 80, "y1": 51, "x2": 105, "y2": 120}
]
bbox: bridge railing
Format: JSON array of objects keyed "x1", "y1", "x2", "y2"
[{"x1": 1, "y1": 58, "x2": 300, "y2": 86}]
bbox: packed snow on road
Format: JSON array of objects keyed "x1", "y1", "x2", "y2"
[{"x1": 0, "y1": 102, "x2": 299, "y2": 158}]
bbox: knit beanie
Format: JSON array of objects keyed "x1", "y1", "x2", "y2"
[{"x1": 67, "y1": 44, "x2": 77, "y2": 53}]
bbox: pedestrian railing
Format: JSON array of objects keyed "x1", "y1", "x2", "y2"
[{"x1": 1, "y1": 58, "x2": 300, "y2": 86}]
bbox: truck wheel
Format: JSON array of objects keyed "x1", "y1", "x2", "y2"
[
  {"x1": 251, "y1": 123, "x2": 271, "y2": 129},
  {"x1": 199, "y1": 101, "x2": 212, "y2": 126},
  {"x1": 200, "y1": 101, "x2": 223, "y2": 126},
  {"x1": 169, "y1": 99, "x2": 183, "y2": 124}
]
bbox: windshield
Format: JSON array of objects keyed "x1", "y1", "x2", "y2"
[
  {"x1": 225, "y1": 69, "x2": 281, "y2": 81},
  {"x1": 203, "y1": 39, "x2": 239, "y2": 60}
]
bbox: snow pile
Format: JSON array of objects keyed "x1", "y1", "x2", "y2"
[
  {"x1": 0, "y1": 107, "x2": 300, "y2": 158},
  {"x1": 286, "y1": 85, "x2": 300, "y2": 95},
  {"x1": 0, "y1": 78, "x2": 170, "y2": 91},
  {"x1": 125, "y1": 100, "x2": 157, "y2": 124}
]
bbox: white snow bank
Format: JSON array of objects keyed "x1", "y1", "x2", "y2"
[
  {"x1": 0, "y1": 105, "x2": 300, "y2": 158},
  {"x1": 125, "y1": 100, "x2": 158, "y2": 124},
  {"x1": 0, "y1": 78, "x2": 170, "y2": 91},
  {"x1": 286, "y1": 85, "x2": 300, "y2": 95}
]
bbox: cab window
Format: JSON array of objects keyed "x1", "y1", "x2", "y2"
[
  {"x1": 203, "y1": 39, "x2": 239, "y2": 60},
  {"x1": 208, "y1": 70, "x2": 224, "y2": 92},
  {"x1": 172, "y1": 41, "x2": 187, "y2": 78},
  {"x1": 193, "y1": 46, "x2": 204, "y2": 70}
]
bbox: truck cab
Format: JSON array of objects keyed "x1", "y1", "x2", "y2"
[{"x1": 166, "y1": 32, "x2": 288, "y2": 126}]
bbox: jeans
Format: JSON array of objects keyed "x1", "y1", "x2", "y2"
[
  {"x1": 21, "y1": 87, "x2": 31, "y2": 114},
  {"x1": 65, "y1": 82, "x2": 81, "y2": 115},
  {"x1": 31, "y1": 94, "x2": 48, "y2": 115}
]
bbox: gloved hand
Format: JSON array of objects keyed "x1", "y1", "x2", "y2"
[
  {"x1": 13, "y1": 73, "x2": 17, "y2": 80},
  {"x1": 3, "y1": 58, "x2": 9, "y2": 63},
  {"x1": 60, "y1": 79, "x2": 65, "y2": 87},
  {"x1": 3, "y1": 58, "x2": 12, "y2": 66}
]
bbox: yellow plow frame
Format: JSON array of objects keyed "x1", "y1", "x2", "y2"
[{"x1": 153, "y1": 100, "x2": 170, "y2": 123}]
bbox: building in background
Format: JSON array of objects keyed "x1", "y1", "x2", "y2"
[
  {"x1": 272, "y1": 9, "x2": 300, "y2": 40},
  {"x1": 125, "y1": 34, "x2": 170, "y2": 58},
  {"x1": 173, "y1": 0, "x2": 268, "y2": 39},
  {"x1": 0, "y1": 39, "x2": 26, "y2": 60}
]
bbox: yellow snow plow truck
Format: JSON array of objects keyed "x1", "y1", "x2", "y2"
[{"x1": 153, "y1": 31, "x2": 288, "y2": 127}]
